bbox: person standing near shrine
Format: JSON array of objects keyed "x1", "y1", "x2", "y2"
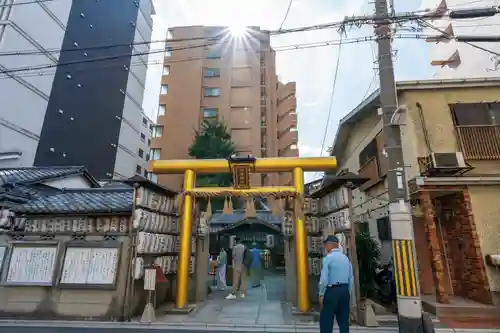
[
  {"x1": 250, "y1": 242, "x2": 262, "y2": 288},
  {"x1": 216, "y1": 247, "x2": 228, "y2": 290},
  {"x1": 318, "y1": 235, "x2": 353, "y2": 333},
  {"x1": 226, "y1": 237, "x2": 247, "y2": 299}
]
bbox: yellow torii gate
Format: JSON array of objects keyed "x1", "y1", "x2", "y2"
[{"x1": 152, "y1": 156, "x2": 337, "y2": 312}]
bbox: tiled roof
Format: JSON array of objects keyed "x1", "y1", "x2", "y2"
[
  {"x1": 0, "y1": 166, "x2": 100, "y2": 187},
  {"x1": 11, "y1": 188, "x2": 133, "y2": 215},
  {"x1": 0, "y1": 184, "x2": 61, "y2": 206}
]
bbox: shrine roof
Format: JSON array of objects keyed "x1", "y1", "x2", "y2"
[
  {"x1": 209, "y1": 210, "x2": 282, "y2": 225},
  {"x1": 217, "y1": 218, "x2": 281, "y2": 234},
  {"x1": 0, "y1": 166, "x2": 100, "y2": 188},
  {"x1": 11, "y1": 188, "x2": 133, "y2": 215}
]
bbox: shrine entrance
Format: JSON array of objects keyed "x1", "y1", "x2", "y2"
[{"x1": 152, "y1": 155, "x2": 337, "y2": 312}]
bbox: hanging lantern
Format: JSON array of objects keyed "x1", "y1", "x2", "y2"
[{"x1": 265, "y1": 234, "x2": 275, "y2": 248}]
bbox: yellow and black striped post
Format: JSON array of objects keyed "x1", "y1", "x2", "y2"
[{"x1": 392, "y1": 239, "x2": 419, "y2": 297}]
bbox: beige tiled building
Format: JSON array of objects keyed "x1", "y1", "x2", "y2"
[{"x1": 149, "y1": 26, "x2": 298, "y2": 190}]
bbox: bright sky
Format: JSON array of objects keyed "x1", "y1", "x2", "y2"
[{"x1": 142, "y1": 0, "x2": 432, "y2": 182}]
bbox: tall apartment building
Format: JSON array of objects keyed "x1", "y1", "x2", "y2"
[
  {"x1": 0, "y1": 0, "x2": 155, "y2": 180},
  {"x1": 137, "y1": 110, "x2": 153, "y2": 178},
  {"x1": 149, "y1": 26, "x2": 298, "y2": 190},
  {"x1": 423, "y1": 0, "x2": 500, "y2": 78}
]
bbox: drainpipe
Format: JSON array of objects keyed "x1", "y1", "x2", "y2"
[{"x1": 416, "y1": 103, "x2": 432, "y2": 153}]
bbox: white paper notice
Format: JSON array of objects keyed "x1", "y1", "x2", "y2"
[
  {"x1": 6, "y1": 247, "x2": 57, "y2": 284},
  {"x1": 60, "y1": 247, "x2": 119, "y2": 285}
]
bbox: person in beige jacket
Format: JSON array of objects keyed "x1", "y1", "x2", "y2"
[{"x1": 226, "y1": 237, "x2": 247, "y2": 299}]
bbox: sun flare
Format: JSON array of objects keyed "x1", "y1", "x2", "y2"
[{"x1": 228, "y1": 24, "x2": 247, "y2": 37}]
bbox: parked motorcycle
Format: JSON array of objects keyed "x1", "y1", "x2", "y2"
[{"x1": 373, "y1": 261, "x2": 397, "y2": 306}]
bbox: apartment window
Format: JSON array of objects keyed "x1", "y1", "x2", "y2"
[
  {"x1": 203, "y1": 108, "x2": 218, "y2": 118},
  {"x1": 163, "y1": 65, "x2": 170, "y2": 75},
  {"x1": 149, "y1": 124, "x2": 153, "y2": 133},
  {"x1": 158, "y1": 104, "x2": 166, "y2": 116},
  {"x1": 165, "y1": 47, "x2": 172, "y2": 57},
  {"x1": 290, "y1": 144, "x2": 298, "y2": 150},
  {"x1": 451, "y1": 103, "x2": 500, "y2": 126},
  {"x1": 204, "y1": 87, "x2": 220, "y2": 97},
  {"x1": 142, "y1": 117, "x2": 148, "y2": 126},
  {"x1": 207, "y1": 52, "x2": 221, "y2": 59},
  {"x1": 136, "y1": 165, "x2": 142, "y2": 174},
  {"x1": 150, "y1": 148, "x2": 161, "y2": 161},
  {"x1": 143, "y1": 169, "x2": 148, "y2": 177},
  {"x1": 148, "y1": 138, "x2": 151, "y2": 146},
  {"x1": 152, "y1": 126, "x2": 164, "y2": 138},
  {"x1": 167, "y1": 29, "x2": 173, "y2": 39},
  {"x1": 160, "y1": 84, "x2": 168, "y2": 95},
  {"x1": 140, "y1": 133, "x2": 146, "y2": 142},
  {"x1": 138, "y1": 148, "x2": 144, "y2": 158},
  {"x1": 204, "y1": 68, "x2": 220, "y2": 77}
]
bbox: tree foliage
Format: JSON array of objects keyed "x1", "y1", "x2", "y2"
[
  {"x1": 188, "y1": 120, "x2": 238, "y2": 211},
  {"x1": 188, "y1": 120, "x2": 237, "y2": 187},
  {"x1": 356, "y1": 231, "x2": 382, "y2": 298}
]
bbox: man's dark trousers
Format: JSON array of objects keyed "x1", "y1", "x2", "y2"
[{"x1": 320, "y1": 284, "x2": 350, "y2": 333}]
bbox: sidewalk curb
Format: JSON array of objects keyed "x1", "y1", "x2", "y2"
[{"x1": 0, "y1": 320, "x2": 497, "y2": 332}]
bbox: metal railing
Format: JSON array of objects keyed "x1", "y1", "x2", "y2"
[{"x1": 456, "y1": 125, "x2": 500, "y2": 160}]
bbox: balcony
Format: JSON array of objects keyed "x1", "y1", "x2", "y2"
[
  {"x1": 278, "y1": 130, "x2": 298, "y2": 151},
  {"x1": 358, "y1": 157, "x2": 380, "y2": 190},
  {"x1": 456, "y1": 125, "x2": 500, "y2": 160}
]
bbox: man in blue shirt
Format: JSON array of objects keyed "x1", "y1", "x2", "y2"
[
  {"x1": 250, "y1": 243, "x2": 262, "y2": 288},
  {"x1": 318, "y1": 235, "x2": 353, "y2": 333}
]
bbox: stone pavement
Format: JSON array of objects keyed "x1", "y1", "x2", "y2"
[{"x1": 158, "y1": 274, "x2": 291, "y2": 325}]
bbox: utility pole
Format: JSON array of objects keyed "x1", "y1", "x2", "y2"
[{"x1": 374, "y1": 0, "x2": 428, "y2": 332}]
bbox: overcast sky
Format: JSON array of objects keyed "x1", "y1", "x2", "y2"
[{"x1": 142, "y1": 0, "x2": 432, "y2": 182}]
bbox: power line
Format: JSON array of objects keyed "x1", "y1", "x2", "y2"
[
  {"x1": 419, "y1": 19, "x2": 500, "y2": 57},
  {"x1": 0, "y1": 8, "x2": 462, "y2": 58},
  {"x1": 319, "y1": 34, "x2": 344, "y2": 159},
  {"x1": 0, "y1": 18, "x2": 361, "y2": 57},
  {"x1": 278, "y1": 0, "x2": 293, "y2": 31},
  {"x1": 361, "y1": 73, "x2": 377, "y2": 101},
  {"x1": 0, "y1": 33, "x2": 434, "y2": 76}
]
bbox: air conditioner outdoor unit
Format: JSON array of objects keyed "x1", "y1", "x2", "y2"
[{"x1": 428, "y1": 152, "x2": 466, "y2": 169}]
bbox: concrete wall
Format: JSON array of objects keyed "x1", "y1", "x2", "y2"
[
  {"x1": 0, "y1": 0, "x2": 71, "y2": 167},
  {"x1": 43, "y1": 175, "x2": 93, "y2": 189}
]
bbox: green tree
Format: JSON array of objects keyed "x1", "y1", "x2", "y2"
[
  {"x1": 188, "y1": 120, "x2": 237, "y2": 210},
  {"x1": 356, "y1": 231, "x2": 382, "y2": 298}
]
